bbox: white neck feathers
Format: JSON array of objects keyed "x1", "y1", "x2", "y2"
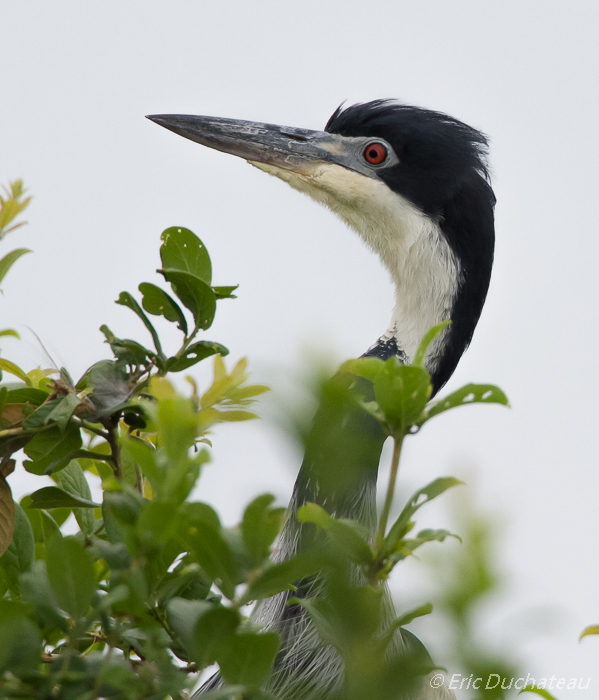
[{"x1": 251, "y1": 161, "x2": 461, "y2": 366}]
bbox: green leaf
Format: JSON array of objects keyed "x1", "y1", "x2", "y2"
[
  {"x1": 58, "y1": 461, "x2": 95, "y2": 534},
  {"x1": 28, "y1": 486, "x2": 100, "y2": 509},
  {"x1": 166, "y1": 597, "x2": 213, "y2": 652},
  {"x1": 383, "y1": 478, "x2": 464, "y2": 557},
  {"x1": 46, "y1": 536, "x2": 96, "y2": 619},
  {"x1": 373, "y1": 360, "x2": 431, "y2": 429},
  {"x1": 158, "y1": 268, "x2": 217, "y2": 331},
  {"x1": 139, "y1": 282, "x2": 188, "y2": 334},
  {"x1": 116, "y1": 291, "x2": 164, "y2": 356},
  {"x1": 242, "y1": 552, "x2": 329, "y2": 604},
  {"x1": 23, "y1": 393, "x2": 81, "y2": 430},
  {"x1": 23, "y1": 423, "x2": 82, "y2": 475},
  {"x1": 0, "y1": 329, "x2": 19, "y2": 339},
  {"x1": 160, "y1": 226, "x2": 212, "y2": 284},
  {"x1": 218, "y1": 632, "x2": 279, "y2": 686},
  {"x1": 187, "y1": 522, "x2": 240, "y2": 599},
  {"x1": 241, "y1": 494, "x2": 285, "y2": 567},
  {"x1": 0, "y1": 358, "x2": 31, "y2": 384},
  {"x1": 100, "y1": 325, "x2": 155, "y2": 367},
  {"x1": 5, "y1": 386, "x2": 48, "y2": 405},
  {"x1": 580, "y1": 625, "x2": 599, "y2": 640},
  {"x1": 0, "y1": 601, "x2": 40, "y2": 673},
  {"x1": 297, "y1": 503, "x2": 372, "y2": 565},
  {"x1": 412, "y1": 321, "x2": 450, "y2": 368},
  {"x1": 213, "y1": 285, "x2": 238, "y2": 299},
  {"x1": 518, "y1": 687, "x2": 559, "y2": 700},
  {"x1": 166, "y1": 341, "x2": 229, "y2": 372},
  {"x1": 0, "y1": 504, "x2": 34, "y2": 595},
  {"x1": 376, "y1": 603, "x2": 434, "y2": 655},
  {"x1": 21, "y1": 560, "x2": 67, "y2": 630},
  {"x1": 191, "y1": 606, "x2": 239, "y2": 668},
  {"x1": 393, "y1": 602, "x2": 433, "y2": 627},
  {"x1": 421, "y1": 383, "x2": 509, "y2": 425},
  {"x1": 0, "y1": 248, "x2": 31, "y2": 286}
]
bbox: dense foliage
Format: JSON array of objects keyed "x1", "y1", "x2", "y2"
[{"x1": 0, "y1": 181, "x2": 591, "y2": 700}]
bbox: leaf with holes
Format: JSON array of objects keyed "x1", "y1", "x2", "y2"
[
  {"x1": 160, "y1": 226, "x2": 212, "y2": 283},
  {"x1": 420, "y1": 383, "x2": 509, "y2": 426},
  {"x1": 139, "y1": 282, "x2": 188, "y2": 334},
  {"x1": 166, "y1": 341, "x2": 229, "y2": 373},
  {"x1": 158, "y1": 269, "x2": 216, "y2": 331}
]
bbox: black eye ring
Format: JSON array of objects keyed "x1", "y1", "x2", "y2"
[{"x1": 363, "y1": 142, "x2": 388, "y2": 165}]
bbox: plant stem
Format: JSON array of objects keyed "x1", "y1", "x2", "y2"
[{"x1": 376, "y1": 431, "x2": 404, "y2": 542}]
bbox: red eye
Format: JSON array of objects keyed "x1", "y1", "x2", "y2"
[{"x1": 363, "y1": 142, "x2": 388, "y2": 165}]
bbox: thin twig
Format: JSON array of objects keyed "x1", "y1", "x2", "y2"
[{"x1": 376, "y1": 432, "x2": 404, "y2": 542}]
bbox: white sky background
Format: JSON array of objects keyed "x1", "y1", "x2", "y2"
[{"x1": 2, "y1": 1, "x2": 599, "y2": 695}]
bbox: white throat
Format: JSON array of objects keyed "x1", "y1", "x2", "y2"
[{"x1": 251, "y1": 161, "x2": 461, "y2": 367}]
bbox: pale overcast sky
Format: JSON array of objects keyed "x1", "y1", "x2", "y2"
[{"x1": 2, "y1": 2, "x2": 599, "y2": 696}]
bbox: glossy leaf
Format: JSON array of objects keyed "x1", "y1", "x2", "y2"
[
  {"x1": 23, "y1": 423, "x2": 82, "y2": 475},
  {"x1": 5, "y1": 386, "x2": 48, "y2": 405},
  {"x1": 46, "y1": 536, "x2": 95, "y2": 619},
  {"x1": 139, "y1": 282, "x2": 188, "y2": 334},
  {"x1": 166, "y1": 341, "x2": 229, "y2": 372},
  {"x1": 213, "y1": 285, "x2": 238, "y2": 299},
  {"x1": 421, "y1": 383, "x2": 509, "y2": 425},
  {"x1": 116, "y1": 291, "x2": 163, "y2": 356},
  {"x1": 58, "y1": 461, "x2": 96, "y2": 534},
  {"x1": 160, "y1": 226, "x2": 212, "y2": 283},
  {"x1": 159, "y1": 268, "x2": 216, "y2": 330},
  {"x1": 28, "y1": 486, "x2": 100, "y2": 509}
]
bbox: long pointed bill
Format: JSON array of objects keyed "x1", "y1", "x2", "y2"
[{"x1": 146, "y1": 114, "x2": 357, "y2": 176}]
